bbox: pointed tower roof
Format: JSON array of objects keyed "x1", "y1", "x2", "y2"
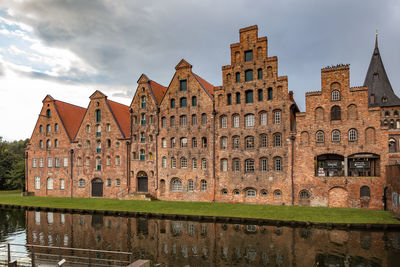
[{"x1": 364, "y1": 34, "x2": 400, "y2": 107}]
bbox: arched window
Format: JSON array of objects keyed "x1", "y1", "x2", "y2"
[
  {"x1": 106, "y1": 156, "x2": 110, "y2": 166},
  {"x1": 180, "y1": 157, "x2": 187, "y2": 168},
  {"x1": 201, "y1": 113, "x2": 207, "y2": 125},
  {"x1": 365, "y1": 127, "x2": 376, "y2": 144},
  {"x1": 149, "y1": 152, "x2": 153, "y2": 161},
  {"x1": 226, "y1": 73, "x2": 231, "y2": 83},
  {"x1": 171, "y1": 137, "x2": 176, "y2": 148},
  {"x1": 54, "y1": 123, "x2": 59, "y2": 132},
  {"x1": 202, "y1": 137, "x2": 207, "y2": 148},
  {"x1": 46, "y1": 139, "x2": 51, "y2": 149},
  {"x1": 348, "y1": 128, "x2": 358, "y2": 142},
  {"x1": 267, "y1": 88, "x2": 273, "y2": 100},
  {"x1": 232, "y1": 114, "x2": 240, "y2": 128},
  {"x1": 260, "y1": 134, "x2": 268, "y2": 148},
  {"x1": 201, "y1": 158, "x2": 207, "y2": 170},
  {"x1": 162, "y1": 156, "x2": 167, "y2": 168},
  {"x1": 267, "y1": 66, "x2": 273, "y2": 77},
  {"x1": 96, "y1": 157, "x2": 101, "y2": 171},
  {"x1": 360, "y1": 186, "x2": 370, "y2": 198},
  {"x1": 180, "y1": 137, "x2": 188, "y2": 148},
  {"x1": 161, "y1": 138, "x2": 166, "y2": 148},
  {"x1": 257, "y1": 68, "x2": 263, "y2": 79},
  {"x1": 171, "y1": 157, "x2": 176, "y2": 168},
  {"x1": 79, "y1": 179, "x2": 85, "y2": 188},
  {"x1": 192, "y1": 96, "x2": 197, "y2": 106},
  {"x1": 331, "y1": 105, "x2": 341, "y2": 120},
  {"x1": 162, "y1": 117, "x2": 167, "y2": 127},
  {"x1": 201, "y1": 180, "x2": 207, "y2": 192},
  {"x1": 192, "y1": 137, "x2": 197, "y2": 148},
  {"x1": 246, "y1": 189, "x2": 256, "y2": 197},
  {"x1": 273, "y1": 110, "x2": 281, "y2": 124},
  {"x1": 47, "y1": 177, "x2": 53, "y2": 190},
  {"x1": 220, "y1": 159, "x2": 228, "y2": 172},
  {"x1": 39, "y1": 125, "x2": 43, "y2": 133},
  {"x1": 331, "y1": 130, "x2": 341, "y2": 142},
  {"x1": 46, "y1": 109, "x2": 51, "y2": 117},
  {"x1": 299, "y1": 190, "x2": 310, "y2": 199},
  {"x1": 245, "y1": 136, "x2": 255, "y2": 149},
  {"x1": 171, "y1": 178, "x2": 183, "y2": 192},
  {"x1": 192, "y1": 158, "x2": 197, "y2": 169},
  {"x1": 180, "y1": 115, "x2": 187, "y2": 126},
  {"x1": 259, "y1": 111, "x2": 267, "y2": 125},
  {"x1": 331, "y1": 90, "x2": 340, "y2": 101},
  {"x1": 141, "y1": 96, "x2": 146, "y2": 108},
  {"x1": 245, "y1": 69, "x2": 253, "y2": 82},
  {"x1": 232, "y1": 158, "x2": 240, "y2": 172},
  {"x1": 347, "y1": 104, "x2": 358, "y2": 120},
  {"x1": 316, "y1": 131, "x2": 325, "y2": 143},
  {"x1": 220, "y1": 115, "x2": 227, "y2": 128},
  {"x1": 191, "y1": 114, "x2": 197, "y2": 125},
  {"x1": 245, "y1": 90, "x2": 253, "y2": 103},
  {"x1": 170, "y1": 98, "x2": 175, "y2": 108},
  {"x1": 220, "y1": 136, "x2": 228, "y2": 150},
  {"x1": 274, "y1": 157, "x2": 282, "y2": 171},
  {"x1": 188, "y1": 179, "x2": 194, "y2": 192},
  {"x1": 139, "y1": 149, "x2": 145, "y2": 161},
  {"x1": 106, "y1": 139, "x2": 111, "y2": 148},
  {"x1": 95, "y1": 109, "x2": 101, "y2": 122},
  {"x1": 170, "y1": 116, "x2": 175, "y2": 127},
  {"x1": 180, "y1": 97, "x2": 187, "y2": 107},
  {"x1": 257, "y1": 89, "x2": 263, "y2": 101},
  {"x1": 245, "y1": 159, "x2": 255, "y2": 173},
  {"x1": 236, "y1": 92, "x2": 241, "y2": 104},
  {"x1": 315, "y1": 107, "x2": 324, "y2": 121},
  {"x1": 54, "y1": 139, "x2": 59, "y2": 148},
  {"x1": 233, "y1": 189, "x2": 240, "y2": 196},
  {"x1": 46, "y1": 124, "x2": 51, "y2": 133},
  {"x1": 221, "y1": 189, "x2": 228, "y2": 195},
  {"x1": 274, "y1": 189, "x2": 282, "y2": 197},
  {"x1": 389, "y1": 139, "x2": 397, "y2": 153},
  {"x1": 235, "y1": 72, "x2": 240, "y2": 83},
  {"x1": 245, "y1": 114, "x2": 255, "y2": 127},
  {"x1": 232, "y1": 136, "x2": 240, "y2": 149},
  {"x1": 273, "y1": 133, "x2": 282, "y2": 147},
  {"x1": 260, "y1": 158, "x2": 268, "y2": 172},
  {"x1": 301, "y1": 131, "x2": 309, "y2": 145}
]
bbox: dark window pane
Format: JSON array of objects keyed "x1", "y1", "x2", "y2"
[
  {"x1": 245, "y1": 50, "x2": 253, "y2": 61},
  {"x1": 245, "y1": 70, "x2": 253, "y2": 82},
  {"x1": 180, "y1": 80, "x2": 187, "y2": 91},
  {"x1": 245, "y1": 90, "x2": 253, "y2": 104},
  {"x1": 227, "y1": 94, "x2": 232, "y2": 105}
]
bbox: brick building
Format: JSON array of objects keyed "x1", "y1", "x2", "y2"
[{"x1": 25, "y1": 25, "x2": 399, "y2": 209}]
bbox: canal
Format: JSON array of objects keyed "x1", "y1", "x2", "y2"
[{"x1": 0, "y1": 208, "x2": 399, "y2": 266}]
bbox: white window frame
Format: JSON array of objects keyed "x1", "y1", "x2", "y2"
[
  {"x1": 274, "y1": 110, "x2": 281, "y2": 124},
  {"x1": 34, "y1": 176, "x2": 40, "y2": 190},
  {"x1": 260, "y1": 112, "x2": 267, "y2": 126},
  {"x1": 245, "y1": 114, "x2": 255, "y2": 127}
]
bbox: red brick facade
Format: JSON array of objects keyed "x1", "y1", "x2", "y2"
[{"x1": 25, "y1": 25, "x2": 398, "y2": 210}]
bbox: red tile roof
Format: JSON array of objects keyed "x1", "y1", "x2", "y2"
[
  {"x1": 107, "y1": 99, "x2": 131, "y2": 138},
  {"x1": 193, "y1": 73, "x2": 215, "y2": 96},
  {"x1": 54, "y1": 100, "x2": 86, "y2": 140},
  {"x1": 149, "y1": 80, "x2": 167, "y2": 104}
]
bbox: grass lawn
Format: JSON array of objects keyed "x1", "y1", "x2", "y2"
[{"x1": 0, "y1": 190, "x2": 398, "y2": 224}]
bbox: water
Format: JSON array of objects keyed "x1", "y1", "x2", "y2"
[{"x1": 0, "y1": 208, "x2": 399, "y2": 266}]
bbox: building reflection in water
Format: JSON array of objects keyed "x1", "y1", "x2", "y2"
[{"x1": 24, "y1": 210, "x2": 400, "y2": 267}]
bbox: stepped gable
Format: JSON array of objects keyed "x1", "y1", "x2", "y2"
[
  {"x1": 364, "y1": 35, "x2": 400, "y2": 107},
  {"x1": 106, "y1": 99, "x2": 131, "y2": 138},
  {"x1": 53, "y1": 99, "x2": 86, "y2": 140}
]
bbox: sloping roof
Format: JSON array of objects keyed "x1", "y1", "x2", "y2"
[
  {"x1": 364, "y1": 36, "x2": 400, "y2": 107},
  {"x1": 54, "y1": 100, "x2": 86, "y2": 140},
  {"x1": 193, "y1": 73, "x2": 215, "y2": 96},
  {"x1": 106, "y1": 99, "x2": 131, "y2": 138},
  {"x1": 149, "y1": 80, "x2": 167, "y2": 104}
]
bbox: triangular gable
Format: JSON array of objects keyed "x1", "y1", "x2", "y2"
[
  {"x1": 106, "y1": 99, "x2": 131, "y2": 138},
  {"x1": 54, "y1": 100, "x2": 86, "y2": 140},
  {"x1": 89, "y1": 90, "x2": 107, "y2": 100},
  {"x1": 42, "y1": 95, "x2": 55, "y2": 102},
  {"x1": 175, "y1": 59, "x2": 193, "y2": 70}
]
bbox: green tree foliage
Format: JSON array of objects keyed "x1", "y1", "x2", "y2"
[{"x1": 0, "y1": 137, "x2": 29, "y2": 190}]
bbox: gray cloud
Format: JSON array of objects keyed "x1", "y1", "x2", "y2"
[
  {"x1": 1, "y1": 0, "x2": 400, "y2": 110},
  {"x1": 0, "y1": 62, "x2": 4, "y2": 76}
]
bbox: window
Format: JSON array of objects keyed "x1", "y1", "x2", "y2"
[
  {"x1": 106, "y1": 156, "x2": 111, "y2": 166},
  {"x1": 171, "y1": 157, "x2": 176, "y2": 168},
  {"x1": 39, "y1": 158, "x2": 44, "y2": 168},
  {"x1": 171, "y1": 137, "x2": 176, "y2": 148},
  {"x1": 245, "y1": 114, "x2": 255, "y2": 127},
  {"x1": 389, "y1": 139, "x2": 397, "y2": 153},
  {"x1": 331, "y1": 106, "x2": 341, "y2": 120},
  {"x1": 140, "y1": 132, "x2": 145, "y2": 143},
  {"x1": 273, "y1": 133, "x2": 282, "y2": 147},
  {"x1": 232, "y1": 114, "x2": 239, "y2": 128},
  {"x1": 180, "y1": 115, "x2": 187, "y2": 126},
  {"x1": 245, "y1": 136, "x2": 255, "y2": 149},
  {"x1": 141, "y1": 96, "x2": 146, "y2": 108},
  {"x1": 46, "y1": 139, "x2": 51, "y2": 149},
  {"x1": 348, "y1": 128, "x2": 358, "y2": 141},
  {"x1": 220, "y1": 136, "x2": 228, "y2": 150},
  {"x1": 46, "y1": 124, "x2": 51, "y2": 133},
  {"x1": 202, "y1": 137, "x2": 207, "y2": 148},
  {"x1": 257, "y1": 89, "x2": 263, "y2": 101},
  {"x1": 316, "y1": 131, "x2": 325, "y2": 143},
  {"x1": 85, "y1": 157, "x2": 90, "y2": 166},
  {"x1": 55, "y1": 123, "x2": 59, "y2": 132},
  {"x1": 79, "y1": 179, "x2": 85, "y2": 188},
  {"x1": 268, "y1": 88, "x2": 273, "y2": 100},
  {"x1": 233, "y1": 189, "x2": 240, "y2": 196},
  {"x1": 188, "y1": 179, "x2": 194, "y2": 192},
  {"x1": 141, "y1": 113, "x2": 146, "y2": 125},
  {"x1": 192, "y1": 96, "x2": 197, "y2": 106},
  {"x1": 107, "y1": 178, "x2": 111, "y2": 187},
  {"x1": 221, "y1": 159, "x2": 228, "y2": 172},
  {"x1": 189, "y1": 137, "x2": 196, "y2": 148},
  {"x1": 299, "y1": 190, "x2": 310, "y2": 199},
  {"x1": 246, "y1": 189, "x2": 256, "y2": 197},
  {"x1": 161, "y1": 117, "x2": 166, "y2": 128},
  {"x1": 96, "y1": 157, "x2": 101, "y2": 171},
  {"x1": 234, "y1": 93, "x2": 240, "y2": 105},
  {"x1": 39, "y1": 125, "x2": 43, "y2": 133},
  {"x1": 227, "y1": 94, "x2": 232, "y2": 105},
  {"x1": 180, "y1": 137, "x2": 188, "y2": 148},
  {"x1": 260, "y1": 158, "x2": 268, "y2": 171},
  {"x1": 274, "y1": 190, "x2": 282, "y2": 197},
  {"x1": 191, "y1": 114, "x2": 197, "y2": 125},
  {"x1": 162, "y1": 157, "x2": 167, "y2": 168},
  {"x1": 63, "y1": 158, "x2": 68, "y2": 167},
  {"x1": 46, "y1": 109, "x2": 51, "y2": 117},
  {"x1": 360, "y1": 186, "x2": 370, "y2": 198},
  {"x1": 34, "y1": 177, "x2": 40, "y2": 190},
  {"x1": 260, "y1": 112, "x2": 267, "y2": 126},
  {"x1": 39, "y1": 140, "x2": 43, "y2": 149},
  {"x1": 180, "y1": 80, "x2": 187, "y2": 91},
  {"x1": 233, "y1": 158, "x2": 240, "y2": 172},
  {"x1": 261, "y1": 190, "x2": 268, "y2": 197},
  {"x1": 162, "y1": 138, "x2": 167, "y2": 148},
  {"x1": 180, "y1": 157, "x2": 187, "y2": 168},
  {"x1": 201, "y1": 158, "x2": 207, "y2": 170},
  {"x1": 106, "y1": 139, "x2": 111, "y2": 148},
  {"x1": 274, "y1": 157, "x2": 282, "y2": 171},
  {"x1": 180, "y1": 97, "x2": 187, "y2": 107},
  {"x1": 245, "y1": 159, "x2": 255, "y2": 173},
  {"x1": 273, "y1": 110, "x2": 281, "y2": 124},
  {"x1": 244, "y1": 50, "x2": 253, "y2": 61},
  {"x1": 221, "y1": 189, "x2": 228, "y2": 195},
  {"x1": 331, "y1": 130, "x2": 341, "y2": 142},
  {"x1": 55, "y1": 158, "x2": 60, "y2": 168},
  {"x1": 331, "y1": 90, "x2": 340, "y2": 101},
  {"x1": 245, "y1": 70, "x2": 253, "y2": 82},
  {"x1": 201, "y1": 180, "x2": 207, "y2": 192},
  {"x1": 170, "y1": 98, "x2": 175, "y2": 108},
  {"x1": 233, "y1": 136, "x2": 240, "y2": 149},
  {"x1": 139, "y1": 149, "x2": 145, "y2": 161},
  {"x1": 170, "y1": 116, "x2": 175, "y2": 127},
  {"x1": 54, "y1": 139, "x2": 59, "y2": 148},
  {"x1": 32, "y1": 158, "x2": 37, "y2": 168},
  {"x1": 260, "y1": 134, "x2": 268, "y2": 148},
  {"x1": 192, "y1": 158, "x2": 197, "y2": 169},
  {"x1": 106, "y1": 124, "x2": 111, "y2": 132},
  {"x1": 257, "y1": 68, "x2": 262, "y2": 79},
  {"x1": 220, "y1": 115, "x2": 227, "y2": 128},
  {"x1": 47, "y1": 157, "x2": 52, "y2": 168},
  {"x1": 60, "y1": 179, "x2": 65, "y2": 190},
  {"x1": 149, "y1": 152, "x2": 153, "y2": 161},
  {"x1": 116, "y1": 179, "x2": 120, "y2": 187},
  {"x1": 245, "y1": 90, "x2": 253, "y2": 103},
  {"x1": 95, "y1": 109, "x2": 101, "y2": 122},
  {"x1": 235, "y1": 72, "x2": 240, "y2": 83},
  {"x1": 201, "y1": 113, "x2": 207, "y2": 125},
  {"x1": 171, "y1": 178, "x2": 183, "y2": 192}
]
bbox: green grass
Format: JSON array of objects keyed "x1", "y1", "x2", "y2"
[{"x1": 0, "y1": 190, "x2": 398, "y2": 224}]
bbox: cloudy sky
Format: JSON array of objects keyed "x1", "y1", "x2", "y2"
[{"x1": 0, "y1": 0, "x2": 399, "y2": 141}]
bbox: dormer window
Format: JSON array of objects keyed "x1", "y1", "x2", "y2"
[
  {"x1": 244, "y1": 50, "x2": 253, "y2": 62},
  {"x1": 331, "y1": 90, "x2": 340, "y2": 101},
  {"x1": 180, "y1": 80, "x2": 187, "y2": 91},
  {"x1": 382, "y1": 96, "x2": 388, "y2": 103}
]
